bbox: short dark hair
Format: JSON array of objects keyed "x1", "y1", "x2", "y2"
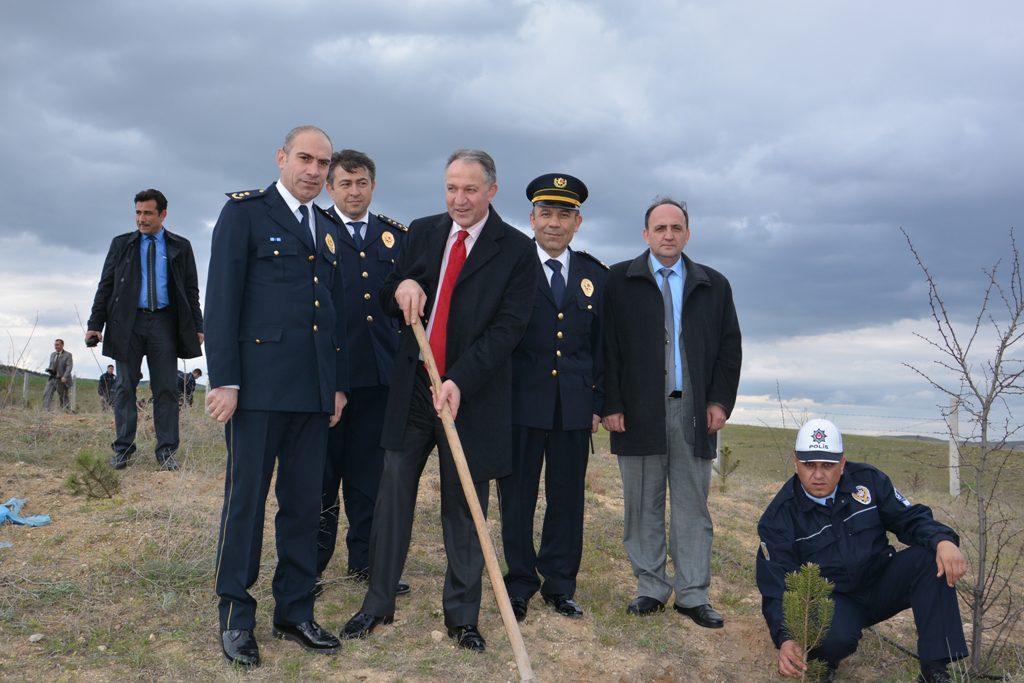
[
  {"x1": 135, "y1": 188, "x2": 168, "y2": 212},
  {"x1": 107, "y1": 364, "x2": 114, "y2": 370},
  {"x1": 192, "y1": 368, "x2": 203, "y2": 376},
  {"x1": 328, "y1": 149, "x2": 376, "y2": 185},
  {"x1": 644, "y1": 196, "x2": 689, "y2": 230},
  {"x1": 55, "y1": 338, "x2": 64, "y2": 344}
]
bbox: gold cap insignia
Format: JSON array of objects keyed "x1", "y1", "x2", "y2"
[
  {"x1": 553, "y1": 177, "x2": 567, "y2": 189},
  {"x1": 325, "y1": 233, "x2": 336, "y2": 254},
  {"x1": 382, "y1": 231, "x2": 395, "y2": 249},
  {"x1": 580, "y1": 278, "x2": 594, "y2": 297}
]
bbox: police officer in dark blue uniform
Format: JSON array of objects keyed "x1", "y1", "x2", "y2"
[
  {"x1": 757, "y1": 419, "x2": 968, "y2": 683},
  {"x1": 205, "y1": 125, "x2": 349, "y2": 667},
  {"x1": 498, "y1": 173, "x2": 607, "y2": 621},
  {"x1": 317, "y1": 149, "x2": 409, "y2": 596}
]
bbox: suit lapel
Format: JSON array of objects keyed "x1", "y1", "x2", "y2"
[
  {"x1": 455, "y1": 207, "x2": 502, "y2": 288},
  {"x1": 562, "y1": 248, "x2": 586, "y2": 309},
  {"x1": 264, "y1": 184, "x2": 314, "y2": 251},
  {"x1": 362, "y1": 214, "x2": 383, "y2": 249},
  {"x1": 325, "y1": 205, "x2": 359, "y2": 251}
]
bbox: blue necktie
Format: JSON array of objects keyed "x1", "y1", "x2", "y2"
[
  {"x1": 547, "y1": 259, "x2": 565, "y2": 307},
  {"x1": 146, "y1": 235, "x2": 157, "y2": 311},
  {"x1": 349, "y1": 221, "x2": 366, "y2": 249},
  {"x1": 298, "y1": 205, "x2": 310, "y2": 246}
]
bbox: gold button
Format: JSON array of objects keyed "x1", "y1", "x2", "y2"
[
  {"x1": 551, "y1": 369, "x2": 558, "y2": 377},
  {"x1": 314, "y1": 300, "x2": 320, "y2": 308},
  {"x1": 557, "y1": 312, "x2": 564, "y2": 320},
  {"x1": 366, "y1": 315, "x2": 374, "y2": 323},
  {"x1": 313, "y1": 324, "x2": 318, "y2": 332},
  {"x1": 556, "y1": 350, "x2": 562, "y2": 357},
  {"x1": 336, "y1": 347, "x2": 341, "y2": 352},
  {"x1": 587, "y1": 304, "x2": 593, "y2": 310},
  {"x1": 333, "y1": 260, "x2": 337, "y2": 267},
  {"x1": 359, "y1": 251, "x2": 366, "y2": 258},
  {"x1": 363, "y1": 292, "x2": 371, "y2": 300},
  {"x1": 273, "y1": 250, "x2": 280, "y2": 256},
  {"x1": 308, "y1": 255, "x2": 315, "y2": 262},
  {"x1": 362, "y1": 271, "x2": 369, "y2": 278},
  {"x1": 255, "y1": 339, "x2": 261, "y2": 344},
  {"x1": 556, "y1": 331, "x2": 564, "y2": 339},
  {"x1": 313, "y1": 276, "x2": 319, "y2": 284}
]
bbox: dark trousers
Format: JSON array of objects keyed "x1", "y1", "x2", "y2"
[
  {"x1": 214, "y1": 409, "x2": 328, "y2": 631},
  {"x1": 498, "y1": 400, "x2": 590, "y2": 599},
  {"x1": 361, "y1": 371, "x2": 489, "y2": 627},
  {"x1": 811, "y1": 545, "x2": 968, "y2": 666},
  {"x1": 111, "y1": 309, "x2": 180, "y2": 460},
  {"x1": 317, "y1": 384, "x2": 389, "y2": 575}
]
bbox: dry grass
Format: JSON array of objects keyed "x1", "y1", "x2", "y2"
[{"x1": 0, "y1": 405, "x2": 1019, "y2": 681}]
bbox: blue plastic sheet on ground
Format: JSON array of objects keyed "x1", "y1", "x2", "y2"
[
  {"x1": 0, "y1": 497, "x2": 51, "y2": 527},
  {"x1": 0, "y1": 541, "x2": 11, "y2": 549}
]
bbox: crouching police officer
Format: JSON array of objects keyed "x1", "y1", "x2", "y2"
[
  {"x1": 756, "y1": 419, "x2": 968, "y2": 683},
  {"x1": 498, "y1": 173, "x2": 606, "y2": 621}
]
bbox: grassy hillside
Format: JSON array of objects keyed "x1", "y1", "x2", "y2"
[{"x1": 0, "y1": 408, "x2": 1019, "y2": 681}]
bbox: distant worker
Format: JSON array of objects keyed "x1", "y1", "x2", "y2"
[
  {"x1": 317, "y1": 149, "x2": 410, "y2": 598},
  {"x1": 42, "y1": 339, "x2": 74, "y2": 411},
  {"x1": 177, "y1": 368, "x2": 203, "y2": 406},
  {"x1": 98, "y1": 365, "x2": 116, "y2": 410},
  {"x1": 86, "y1": 188, "x2": 205, "y2": 471},
  {"x1": 757, "y1": 419, "x2": 967, "y2": 683}
]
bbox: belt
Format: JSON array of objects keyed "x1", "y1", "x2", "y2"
[
  {"x1": 668, "y1": 391, "x2": 683, "y2": 399},
  {"x1": 137, "y1": 307, "x2": 171, "y2": 313}
]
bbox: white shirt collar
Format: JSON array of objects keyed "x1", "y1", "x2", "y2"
[
  {"x1": 276, "y1": 179, "x2": 315, "y2": 218},
  {"x1": 334, "y1": 205, "x2": 371, "y2": 225},
  {"x1": 537, "y1": 243, "x2": 570, "y2": 273},
  {"x1": 447, "y1": 210, "x2": 489, "y2": 243}
]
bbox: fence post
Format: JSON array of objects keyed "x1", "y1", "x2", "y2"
[
  {"x1": 948, "y1": 397, "x2": 960, "y2": 497},
  {"x1": 70, "y1": 375, "x2": 77, "y2": 413},
  {"x1": 22, "y1": 371, "x2": 29, "y2": 406}
]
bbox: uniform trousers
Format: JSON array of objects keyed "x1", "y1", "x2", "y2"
[
  {"x1": 498, "y1": 397, "x2": 590, "y2": 600},
  {"x1": 214, "y1": 409, "x2": 328, "y2": 631},
  {"x1": 617, "y1": 394, "x2": 713, "y2": 607},
  {"x1": 42, "y1": 377, "x2": 70, "y2": 410},
  {"x1": 317, "y1": 384, "x2": 389, "y2": 575},
  {"x1": 361, "y1": 370, "x2": 489, "y2": 627},
  {"x1": 810, "y1": 545, "x2": 968, "y2": 666},
  {"x1": 111, "y1": 309, "x2": 180, "y2": 460}
]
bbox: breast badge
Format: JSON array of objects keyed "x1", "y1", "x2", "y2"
[
  {"x1": 580, "y1": 278, "x2": 594, "y2": 297},
  {"x1": 325, "y1": 233, "x2": 336, "y2": 254},
  {"x1": 852, "y1": 485, "x2": 872, "y2": 505},
  {"x1": 382, "y1": 231, "x2": 395, "y2": 249}
]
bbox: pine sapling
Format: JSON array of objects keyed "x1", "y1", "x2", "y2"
[{"x1": 782, "y1": 563, "x2": 835, "y2": 681}]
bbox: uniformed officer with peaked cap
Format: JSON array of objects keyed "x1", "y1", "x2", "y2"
[
  {"x1": 205, "y1": 125, "x2": 350, "y2": 667},
  {"x1": 317, "y1": 149, "x2": 410, "y2": 597},
  {"x1": 756, "y1": 419, "x2": 968, "y2": 683},
  {"x1": 498, "y1": 172, "x2": 607, "y2": 621}
]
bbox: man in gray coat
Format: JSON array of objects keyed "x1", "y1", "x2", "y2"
[
  {"x1": 42, "y1": 339, "x2": 73, "y2": 411},
  {"x1": 602, "y1": 197, "x2": 741, "y2": 627}
]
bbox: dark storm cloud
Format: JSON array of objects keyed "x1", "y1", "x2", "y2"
[{"x1": 2, "y1": 0, "x2": 1022, "y2": 408}]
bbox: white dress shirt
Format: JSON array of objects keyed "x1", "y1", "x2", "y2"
[
  {"x1": 276, "y1": 180, "x2": 317, "y2": 240},
  {"x1": 424, "y1": 211, "x2": 489, "y2": 342},
  {"x1": 333, "y1": 205, "x2": 370, "y2": 241},
  {"x1": 537, "y1": 243, "x2": 570, "y2": 286}
]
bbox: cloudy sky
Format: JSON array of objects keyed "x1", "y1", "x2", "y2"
[{"x1": 2, "y1": 1, "x2": 1021, "y2": 436}]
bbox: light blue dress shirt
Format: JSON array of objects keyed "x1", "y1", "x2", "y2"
[
  {"x1": 649, "y1": 252, "x2": 685, "y2": 392},
  {"x1": 139, "y1": 229, "x2": 170, "y2": 309},
  {"x1": 802, "y1": 485, "x2": 837, "y2": 506}
]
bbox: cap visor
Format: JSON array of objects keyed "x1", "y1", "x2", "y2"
[
  {"x1": 796, "y1": 451, "x2": 842, "y2": 462},
  {"x1": 533, "y1": 199, "x2": 580, "y2": 210}
]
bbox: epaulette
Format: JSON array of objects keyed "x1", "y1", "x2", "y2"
[
  {"x1": 225, "y1": 189, "x2": 265, "y2": 202},
  {"x1": 575, "y1": 249, "x2": 609, "y2": 270},
  {"x1": 377, "y1": 213, "x2": 408, "y2": 232},
  {"x1": 315, "y1": 204, "x2": 343, "y2": 225}
]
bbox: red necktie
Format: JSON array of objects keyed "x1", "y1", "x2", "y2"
[{"x1": 429, "y1": 230, "x2": 470, "y2": 375}]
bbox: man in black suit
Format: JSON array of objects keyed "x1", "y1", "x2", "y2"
[
  {"x1": 341, "y1": 149, "x2": 537, "y2": 652},
  {"x1": 318, "y1": 149, "x2": 410, "y2": 597},
  {"x1": 97, "y1": 365, "x2": 116, "y2": 410},
  {"x1": 176, "y1": 368, "x2": 202, "y2": 406},
  {"x1": 205, "y1": 125, "x2": 349, "y2": 667},
  {"x1": 86, "y1": 189, "x2": 204, "y2": 471}
]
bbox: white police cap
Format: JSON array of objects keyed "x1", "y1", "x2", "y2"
[{"x1": 795, "y1": 418, "x2": 844, "y2": 462}]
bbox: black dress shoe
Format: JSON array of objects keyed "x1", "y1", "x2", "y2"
[
  {"x1": 627, "y1": 596, "x2": 665, "y2": 616},
  {"x1": 396, "y1": 581, "x2": 411, "y2": 596},
  {"x1": 918, "y1": 661, "x2": 952, "y2": 683},
  {"x1": 447, "y1": 624, "x2": 486, "y2": 652},
  {"x1": 157, "y1": 453, "x2": 180, "y2": 471},
  {"x1": 221, "y1": 629, "x2": 260, "y2": 668},
  {"x1": 110, "y1": 451, "x2": 134, "y2": 470},
  {"x1": 673, "y1": 603, "x2": 724, "y2": 628},
  {"x1": 340, "y1": 611, "x2": 394, "y2": 639},
  {"x1": 271, "y1": 620, "x2": 340, "y2": 652},
  {"x1": 509, "y1": 596, "x2": 529, "y2": 622},
  {"x1": 542, "y1": 593, "x2": 584, "y2": 618}
]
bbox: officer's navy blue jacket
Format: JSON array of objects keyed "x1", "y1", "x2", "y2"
[
  {"x1": 511, "y1": 246, "x2": 607, "y2": 431},
  {"x1": 323, "y1": 206, "x2": 405, "y2": 388},
  {"x1": 756, "y1": 461, "x2": 958, "y2": 647},
  {"x1": 205, "y1": 184, "x2": 349, "y2": 413}
]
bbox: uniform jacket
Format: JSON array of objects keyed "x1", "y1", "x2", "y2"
[
  {"x1": 47, "y1": 350, "x2": 73, "y2": 382},
  {"x1": 97, "y1": 372, "x2": 115, "y2": 397},
  {"x1": 323, "y1": 206, "x2": 406, "y2": 388},
  {"x1": 756, "y1": 462, "x2": 959, "y2": 647},
  {"x1": 511, "y1": 245, "x2": 607, "y2": 431},
  {"x1": 603, "y1": 250, "x2": 742, "y2": 458},
  {"x1": 378, "y1": 208, "x2": 537, "y2": 481},
  {"x1": 204, "y1": 183, "x2": 350, "y2": 413},
  {"x1": 87, "y1": 229, "x2": 204, "y2": 362}
]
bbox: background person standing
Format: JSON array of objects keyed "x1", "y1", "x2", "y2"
[
  {"x1": 42, "y1": 339, "x2": 73, "y2": 411},
  {"x1": 86, "y1": 188, "x2": 204, "y2": 471},
  {"x1": 97, "y1": 364, "x2": 116, "y2": 410}
]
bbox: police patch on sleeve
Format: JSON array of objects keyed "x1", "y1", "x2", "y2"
[
  {"x1": 759, "y1": 541, "x2": 771, "y2": 561},
  {"x1": 852, "y1": 485, "x2": 872, "y2": 505},
  {"x1": 893, "y1": 488, "x2": 911, "y2": 507}
]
